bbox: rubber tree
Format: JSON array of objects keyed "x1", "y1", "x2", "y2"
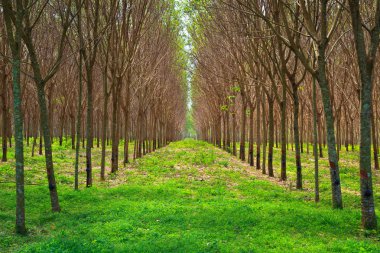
[
  {"x1": 312, "y1": 76, "x2": 319, "y2": 202},
  {"x1": 76, "y1": 0, "x2": 101, "y2": 188},
  {"x1": 2, "y1": 0, "x2": 26, "y2": 234},
  {"x1": 0, "y1": 23, "x2": 8, "y2": 163},
  {"x1": 74, "y1": 0, "x2": 84, "y2": 190},
  {"x1": 348, "y1": 0, "x2": 380, "y2": 230},
  {"x1": 253, "y1": 0, "x2": 344, "y2": 208},
  {"x1": 20, "y1": 0, "x2": 74, "y2": 212}
]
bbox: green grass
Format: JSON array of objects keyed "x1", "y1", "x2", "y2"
[
  {"x1": 0, "y1": 139, "x2": 380, "y2": 252},
  {"x1": 238, "y1": 142, "x2": 380, "y2": 208}
]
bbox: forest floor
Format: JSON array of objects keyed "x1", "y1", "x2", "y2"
[{"x1": 1, "y1": 139, "x2": 380, "y2": 252}]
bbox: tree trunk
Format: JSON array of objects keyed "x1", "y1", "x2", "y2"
[
  {"x1": 232, "y1": 112, "x2": 237, "y2": 156},
  {"x1": 240, "y1": 100, "x2": 247, "y2": 161},
  {"x1": 32, "y1": 133, "x2": 37, "y2": 157},
  {"x1": 216, "y1": 116, "x2": 222, "y2": 148},
  {"x1": 37, "y1": 85, "x2": 60, "y2": 212},
  {"x1": 71, "y1": 115, "x2": 75, "y2": 150},
  {"x1": 372, "y1": 110, "x2": 379, "y2": 170},
  {"x1": 248, "y1": 105, "x2": 254, "y2": 166},
  {"x1": 59, "y1": 115, "x2": 64, "y2": 146},
  {"x1": 293, "y1": 85, "x2": 302, "y2": 189},
  {"x1": 124, "y1": 109, "x2": 130, "y2": 165},
  {"x1": 317, "y1": 113, "x2": 323, "y2": 158},
  {"x1": 348, "y1": 0, "x2": 378, "y2": 229},
  {"x1": 96, "y1": 121, "x2": 100, "y2": 148},
  {"x1": 13, "y1": 49, "x2": 26, "y2": 234},
  {"x1": 256, "y1": 87, "x2": 261, "y2": 170},
  {"x1": 262, "y1": 95, "x2": 267, "y2": 175},
  {"x1": 39, "y1": 127, "x2": 43, "y2": 155},
  {"x1": 222, "y1": 114, "x2": 226, "y2": 150},
  {"x1": 306, "y1": 120, "x2": 310, "y2": 155},
  {"x1": 317, "y1": 46, "x2": 343, "y2": 209},
  {"x1": 280, "y1": 99, "x2": 287, "y2": 181},
  {"x1": 85, "y1": 70, "x2": 93, "y2": 188},
  {"x1": 336, "y1": 115, "x2": 341, "y2": 161},
  {"x1": 74, "y1": 48, "x2": 83, "y2": 190},
  {"x1": 313, "y1": 77, "x2": 319, "y2": 202},
  {"x1": 345, "y1": 117, "x2": 349, "y2": 152},
  {"x1": 358, "y1": 60, "x2": 377, "y2": 230},
  {"x1": 47, "y1": 87, "x2": 54, "y2": 144},
  {"x1": 22, "y1": 7, "x2": 61, "y2": 210},
  {"x1": 226, "y1": 111, "x2": 230, "y2": 152},
  {"x1": 82, "y1": 119, "x2": 85, "y2": 148},
  {"x1": 300, "y1": 103, "x2": 304, "y2": 153},
  {"x1": 3, "y1": 4, "x2": 26, "y2": 232},
  {"x1": 31, "y1": 119, "x2": 38, "y2": 157},
  {"x1": 1, "y1": 52, "x2": 7, "y2": 162},
  {"x1": 268, "y1": 98, "x2": 274, "y2": 177},
  {"x1": 351, "y1": 118, "x2": 355, "y2": 151},
  {"x1": 111, "y1": 86, "x2": 120, "y2": 173},
  {"x1": 100, "y1": 94, "x2": 108, "y2": 180}
]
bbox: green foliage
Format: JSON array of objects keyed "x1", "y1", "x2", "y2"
[
  {"x1": 230, "y1": 86, "x2": 241, "y2": 93},
  {"x1": 191, "y1": 149, "x2": 216, "y2": 165},
  {"x1": 227, "y1": 95, "x2": 236, "y2": 101},
  {"x1": 220, "y1": 105, "x2": 228, "y2": 111},
  {"x1": 217, "y1": 160, "x2": 229, "y2": 167}
]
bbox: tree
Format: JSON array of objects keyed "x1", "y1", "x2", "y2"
[
  {"x1": 348, "y1": 0, "x2": 380, "y2": 230},
  {"x1": 2, "y1": 0, "x2": 26, "y2": 234},
  {"x1": 76, "y1": 0, "x2": 101, "y2": 188},
  {"x1": 0, "y1": 15, "x2": 8, "y2": 163},
  {"x1": 19, "y1": 0, "x2": 74, "y2": 212}
]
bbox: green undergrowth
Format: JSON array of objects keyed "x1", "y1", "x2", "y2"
[
  {"x1": 238, "y1": 142, "x2": 380, "y2": 209},
  {"x1": 0, "y1": 139, "x2": 379, "y2": 252}
]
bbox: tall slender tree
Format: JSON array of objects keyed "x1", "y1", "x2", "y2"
[
  {"x1": 348, "y1": 0, "x2": 380, "y2": 230},
  {"x1": 2, "y1": 0, "x2": 26, "y2": 234}
]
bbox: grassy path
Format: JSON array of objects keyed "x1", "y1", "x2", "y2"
[{"x1": 1, "y1": 139, "x2": 380, "y2": 252}]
